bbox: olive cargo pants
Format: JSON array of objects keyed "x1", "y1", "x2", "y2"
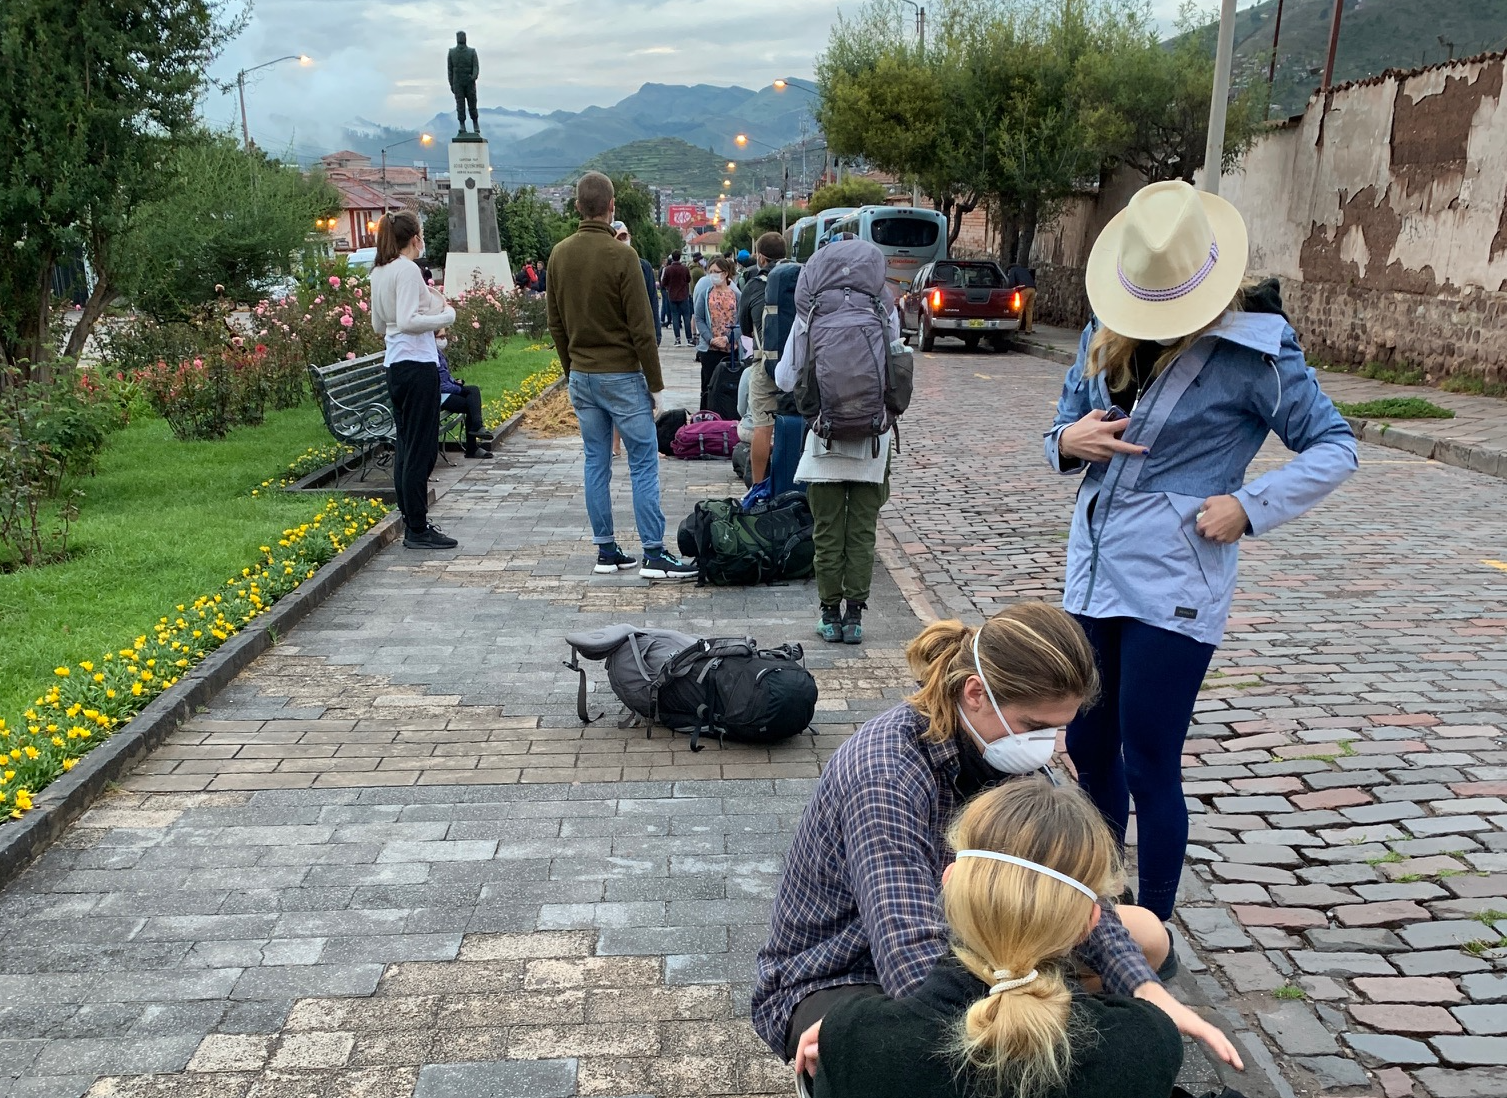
[{"x1": 806, "y1": 474, "x2": 890, "y2": 606}]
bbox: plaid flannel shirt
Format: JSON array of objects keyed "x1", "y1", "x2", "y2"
[{"x1": 751, "y1": 703, "x2": 1158, "y2": 1055}]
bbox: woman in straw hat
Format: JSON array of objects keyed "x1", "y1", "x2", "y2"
[
  {"x1": 1045, "y1": 180, "x2": 1357, "y2": 923},
  {"x1": 812, "y1": 778, "x2": 1187, "y2": 1098}
]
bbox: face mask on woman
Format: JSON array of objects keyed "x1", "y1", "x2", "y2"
[
  {"x1": 710, "y1": 272, "x2": 727, "y2": 286},
  {"x1": 957, "y1": 631, "x2": 1058, "y2": 775},
  {"x1": 436, "y1": 337, "x2": 449, "y2": 350}
]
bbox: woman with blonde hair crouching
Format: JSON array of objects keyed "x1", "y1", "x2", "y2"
[{"x1": 813, "y1": 778, "x2": 1188, "y2": 1098}]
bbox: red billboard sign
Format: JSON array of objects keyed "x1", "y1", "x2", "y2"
[{"x1": 666, "y1": 204, "x2": 699, "y2": 228}]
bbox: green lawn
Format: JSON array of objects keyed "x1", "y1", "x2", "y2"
[{"x1": 0, "y1": 336, "x2": 557, "y2": 723}]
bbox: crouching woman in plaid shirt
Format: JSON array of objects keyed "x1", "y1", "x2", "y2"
[{"x1": 751, "y1": 602, "x2": 1243, "y2": 1082}]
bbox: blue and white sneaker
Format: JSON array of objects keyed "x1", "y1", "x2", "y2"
[
  {"x1": 639, "y1": 549, "x2": 697, "y2": 581},
  {"x1": 593, "y1": 545, "x2": 637, "y2": 574}
]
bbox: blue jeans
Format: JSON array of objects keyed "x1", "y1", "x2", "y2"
[
  {"x1": 1065, "y1": 615, "x2": 1215, "y2": 921},
  {"x1": 567, "y1": 370, "x2": 666, "y2": 551},
  {"x1": 667, "y1": 298, "x2": 693, "y2": 342}
]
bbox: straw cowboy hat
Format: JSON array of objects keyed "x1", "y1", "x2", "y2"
[{"x1": 1085, "y1": 180, "x2": 1249, "y2": 342}]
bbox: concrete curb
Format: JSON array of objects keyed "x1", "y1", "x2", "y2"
[
  {"x1": 1010, "y1": 335, "x2": 1507, "y2": 482},
  {"x1": 1341, "y1": 415, "x2": 1507, "y2": 480},
  {"x1": 0, "y1": 511, "x2": 403, "y2": 892},
  {"x1": 0, "y1": 375, "x2": 566, "y2": 892}
]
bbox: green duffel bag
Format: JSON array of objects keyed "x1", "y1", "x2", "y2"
[{"x1": 676, "y1": 491, "x2": 815, "y2": 587}]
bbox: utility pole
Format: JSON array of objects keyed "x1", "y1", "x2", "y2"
[
  {"x1": 238, "y1": 71, "x2": 251, "y2": 150},
  {"x1": 1267, "y1": 0, "x2": 1285, "y2": 91},
  {"x1": 1201, "y1": 0, "x2": 1237, "y2": 195},
  {"x1": 1321, "y1": 0, "x2": 1345, "y2": 93}
]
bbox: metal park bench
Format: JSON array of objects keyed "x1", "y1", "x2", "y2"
[{"x1": 308, "y1": 352, "x2": 464, "y2": 484}]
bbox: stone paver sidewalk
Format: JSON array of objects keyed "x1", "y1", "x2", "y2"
[{"x1": 6, "y1": 337, "x2": 1506, "y2": 1098}]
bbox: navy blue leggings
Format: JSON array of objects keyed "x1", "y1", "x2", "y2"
[{"x1": 1065, "y1": 615, "x2": 1215, "y2": 921}]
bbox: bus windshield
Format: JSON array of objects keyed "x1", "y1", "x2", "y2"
[{"x1": 870, "y1": 216, "x2": 941, "y2": 249}]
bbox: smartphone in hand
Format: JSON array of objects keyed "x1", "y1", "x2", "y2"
[{"x1": 1102, "y1": 405, "x2": 1129, "y2": 423}]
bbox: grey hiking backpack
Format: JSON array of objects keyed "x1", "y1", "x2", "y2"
[
  {"x1": 793, "y1": 238, "x2": 914, "y2": 448},
  {"x1": 563, "y1": 625, "x2": 818, "y2": 752}
]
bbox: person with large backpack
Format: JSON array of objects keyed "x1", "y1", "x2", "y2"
[
  {"x1": 774, "y1": 235, "x2": 913, "y2": 645},
  {"x1": 745, "y1": 233, "x2": 800, "y2": 485}
]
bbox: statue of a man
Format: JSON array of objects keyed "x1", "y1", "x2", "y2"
[{"x1": 448, "y1": 31, "x2": 480, "y2": 135}]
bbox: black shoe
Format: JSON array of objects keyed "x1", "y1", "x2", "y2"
[
  {"x1": 463, "y1": 447, "x2": 493, "y2": 459},
  {"x1": 817, "y1": 604, "x2": 843, "y2": 643},
  {"x1": 1156, "y1": 930, "x2": 1179, "y2": 981},
  {"x1": 639, "y1": 549, "x2": 697, "y2": 580},
  {"x1": 841, "y1": 600, "x2": 866, "y2": 645},
  {"x1": 470, "y1": 430, "x2": 495, "y2": 444},
  {"x1": 403, "y1": 524, "x2": 458, "y2": 549},
  {"x1": 593, "y1": 545, "x2": 637, "y2": 574}
]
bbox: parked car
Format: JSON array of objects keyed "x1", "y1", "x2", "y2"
[
  {"x1": 346, "y1": 248, "x2": 378, "y2": 274},
  {"x1": 900, "y1": 259, "x2": 1024, "y2": 351}
]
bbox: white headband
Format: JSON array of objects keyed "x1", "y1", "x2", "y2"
[{"x1": 954, "y1": 849, "x2": 1100, "y2": 903}]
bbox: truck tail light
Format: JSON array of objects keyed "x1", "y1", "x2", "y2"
[
  {"x1": 1011, "y1": 291, "x2": 1022, "y2": 312},
  {"x1": 929, "y1": 288, "x2": 944, "y2": 312}
]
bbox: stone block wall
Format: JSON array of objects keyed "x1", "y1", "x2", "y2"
[{"x1": 1285, "y1": 280, "x2": 1507, "y2": 381}]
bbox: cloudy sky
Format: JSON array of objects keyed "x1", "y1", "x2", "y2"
[{"x1": 205, "y1": 0, "x2": 1195, "y2": 155}]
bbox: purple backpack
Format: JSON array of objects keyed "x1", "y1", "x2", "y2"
[{"x1": 672, "y1": 411, "x2": 739, "y2": 460}]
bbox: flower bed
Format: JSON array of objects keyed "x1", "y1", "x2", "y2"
[
  {"x1": 0, "y1": 496, "x2": 388, "y2": 819},
  {"x1": 252, "y1": 443, "x2": 359, "y2": 495},
  {"x1": 483, "y1": 352, "x2": 562, "y2": 430}
]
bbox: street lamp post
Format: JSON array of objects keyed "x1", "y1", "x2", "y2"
[
  {"x1": 380, "y1": 134, "x2": 435, "y2": 213},
  {"x1": 236, "y1": 55, "x2": 311, "y2": 151},
  {"x1": 897, "y1": 0, "x2": 925, "y2": 56}
]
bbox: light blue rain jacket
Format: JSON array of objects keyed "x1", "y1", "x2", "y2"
[{"x1": 1044, "y1": 312, "x2": 1358, "y2": 646}]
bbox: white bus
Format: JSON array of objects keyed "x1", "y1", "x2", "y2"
[{"x1": 824, "y1": 205, "x2": 949, "y2": 292}]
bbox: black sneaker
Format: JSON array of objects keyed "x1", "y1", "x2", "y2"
[
  {"x1": 403, "y1": 524, "x2": 458, "y2": 550},
  {"x1": 1157, "y1": 931, "x2": 1180, "y2": 981},
  {"x1": 639, "y1": 549, "x2": 697, "y2": 580},
  {"x1": 594, "y1": 545, "x2": 637, "y2": 574},
  {"x1": 817, "y1": 604, "x2": 843, "y2": 643},
  {"x1": 470, "y1": 430, "x2": 495, "y2": 444},
  {"x1": 841, "y1": 600, "x2": 866, "y2": 645},
  {"x1": 463, "y1": 447, "x2": 493, "y2": 459}
]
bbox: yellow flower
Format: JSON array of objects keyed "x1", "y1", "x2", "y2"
[
  {"x1": 54, "y1": 666, "x2": 69, "y2": 677},
  {"x1": 79, "y1": 661, "x2": 93, "y2": 672},
  {"x1": 23, "y1": 746, "x2": 39, "y2": 760},
  {"x1": 15, "y1": 789, "x2": 32, "y2": 811},
  {"x1": 62, "y1": 759, "x2": 77, "y2": 771},
  {"x1": 131, "y1": 682, "x2": 143, "y2": 697}
]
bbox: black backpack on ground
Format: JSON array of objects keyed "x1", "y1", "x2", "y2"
[
  {"x1": 676, "y1": 491, "x2": 815, "y2": 587},
  {"x1": 656, "y1": 408, "x2": 690, "y2": 455},
  {"x1": 563, "y1": 626, "x2": 817, "y2": 751},
  {"x1": 731, "y1": 441, "x2": 753, "y2": 487},
  {"x1": 705, "y1": 352, "x2": 744, "y2": 422}
]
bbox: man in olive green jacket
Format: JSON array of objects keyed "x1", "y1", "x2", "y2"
[{"x1": 546, "y1": 172, "x2": 696, "y2": 580}]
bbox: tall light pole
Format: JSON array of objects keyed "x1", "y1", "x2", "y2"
[
  {"x1": 1201, "y1": 0, "x2": 1237, "y2": 195},
  {"x1": 736, "y1": 133, "x2": 790, "y2": 233},
  {"x1": 898, "y1": 0, "x2": 925, "y2": 56},
  {"x1": 380, "y1": 133, "x2": 435, "y2": 213},
  {"x1": 236, "y1": 55, "x2": 311, "y2": 150}
]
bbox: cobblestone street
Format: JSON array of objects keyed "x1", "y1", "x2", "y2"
[{"x1": 0, "y1": 341, "x2": 1504, "y2": 1098}]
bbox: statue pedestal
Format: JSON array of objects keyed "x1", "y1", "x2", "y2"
[{"x1": 444, "y1": 137, "x2": 515, "y2": 294}]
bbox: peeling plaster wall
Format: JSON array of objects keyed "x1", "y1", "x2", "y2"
[
  {"x1": 1217, "y1": 55, "x2": 1507, "y2": 380},
  {"x1": 1027, "y1": 55, "x2": 1507, "y2": 379}
]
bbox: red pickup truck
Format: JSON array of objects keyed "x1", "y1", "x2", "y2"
[{"x1": 899, "y1": 259, "x2": 1024, "y2": 352}]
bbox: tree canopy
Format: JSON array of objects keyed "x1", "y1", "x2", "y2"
[
  {"x1": 0, "y1": 0, "x2": 239, "y2": 367},
  {"x1": 814, "y1": 0, "x2": 1266, "y2": 262}
]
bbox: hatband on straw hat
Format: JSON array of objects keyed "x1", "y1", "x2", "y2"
[{"x1": 1085, "y1": 181, "x2": 1249, "y2": 343}]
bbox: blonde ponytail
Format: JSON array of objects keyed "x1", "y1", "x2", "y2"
[
  {"x1": 905, "y1": 603, "x2": 1099, "y2": 746},
  {"x1": 943, "y1": 779, "x2": 1124, "y2": 1097}
]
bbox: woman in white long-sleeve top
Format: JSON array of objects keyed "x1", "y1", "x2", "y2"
[
  {"x1": 1044, "y1": 181, "x2": 1358, "y2": 921},
  {"x1": 369, "y1": 211, "x2": 457, "y2": 550}
]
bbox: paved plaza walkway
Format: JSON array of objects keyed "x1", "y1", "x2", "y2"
[{"x1": 2, "y1": 341, "x2": 1505, "y2": 1098}]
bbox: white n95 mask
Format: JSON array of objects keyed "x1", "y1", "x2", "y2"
[{"x1": 958, "y1": 631, "x2": 1058, "y2": 775}]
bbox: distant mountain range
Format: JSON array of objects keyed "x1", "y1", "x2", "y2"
[
  {"x1": 566, "y1": 138, "x2": 794, "y2": 196},
  {"x1": 337, "y1": 81, "x2": 816, "y2": 188}
]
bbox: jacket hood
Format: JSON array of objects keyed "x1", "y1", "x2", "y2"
[{"x1": 1200, "y1": 309, "x2": 1288, "y2": 357}]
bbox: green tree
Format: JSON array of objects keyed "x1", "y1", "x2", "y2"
[
  {"x1": 113, "y1": 134, "x2": 340, "y2": 320},
  {"x1": 809, "y1": 178, "x2": 888, "y2": 213},
  {"x1": 723, "y1": 205, "x2": 804, "y2": 253},
  {"x1": 1079, "y1": 1, "x2": 1266, "y2": 184},
  {"x1": 0, "y1": 0, "x2": 240, "y2": 368}
]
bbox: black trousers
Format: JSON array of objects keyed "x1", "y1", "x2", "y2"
[
  {"x1": 442, "y1": 384, "x2": 485, "y2": 436},
  {"x1": 387, "y1": 360, "x2": 440, "y2": 532}
]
